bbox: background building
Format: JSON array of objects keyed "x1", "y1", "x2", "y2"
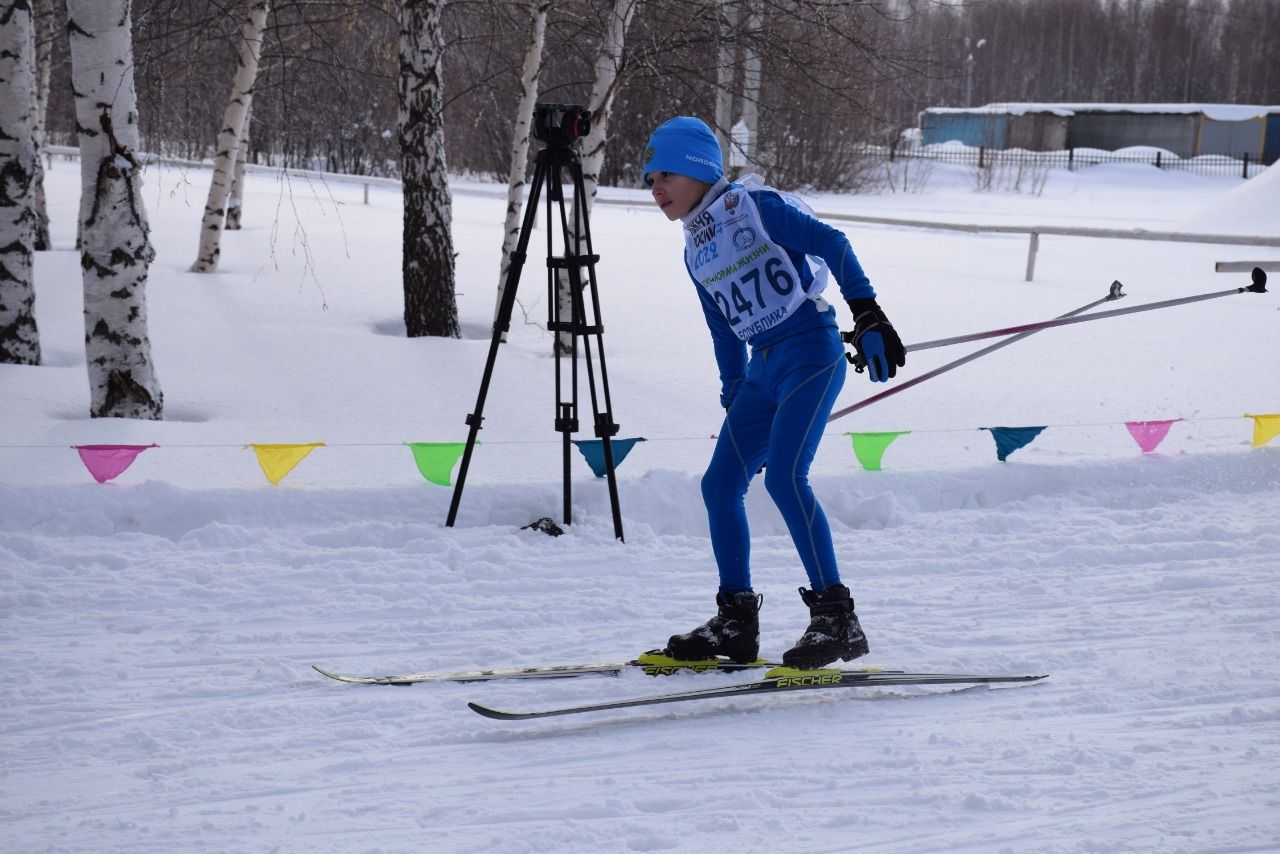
[{"x1": 922, "y1": 103, "x2": 1280, "y2": 163}]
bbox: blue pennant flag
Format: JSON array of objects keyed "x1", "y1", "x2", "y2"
[
  {"x1": 982, "y1": 426, "x2": 1047, "y2": 462},
  {"x1": 572, "y1": 437, "x2": 647, "y2": 477}
]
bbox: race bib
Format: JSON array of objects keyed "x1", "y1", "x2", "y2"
[{"x1": 684, "y1": 187, "x2": 807, "y2": 341}]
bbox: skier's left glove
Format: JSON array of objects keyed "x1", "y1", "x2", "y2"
[{"x1": 847, "y1": 298, "x2": 905, "y2": 383}]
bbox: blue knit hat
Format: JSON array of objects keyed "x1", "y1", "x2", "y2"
[{"x1": 641, "y1": 116, "x2": 724, "y2": 186}]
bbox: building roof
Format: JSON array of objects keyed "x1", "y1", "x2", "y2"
[{"x1": 927, "y1": 103, "x2": 1280, "y2": 121}]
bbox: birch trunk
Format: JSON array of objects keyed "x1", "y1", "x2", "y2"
[
  {"x1": 399, "y1": 0, "x2": 459, "y2": 338},
  {"x1": 740, "y1": 0, "x2": 762, "y2": 178},
  {"x1": 29, "y1": 0, "x2": 52, "y2": 249},
  {"x1": 494, "y1": 0, "x2": 550, "y2": 328},
  {"x1": 225, "y1": 99, "x2": 251, "y2": 230},
  {"x1": 192, "y1": 0, "x2": 269, "y2": 272},
  {"x1": 66, "y1": 0, "x2": 163, "y2": 419},
  {"x1": 0, "y1": 0, "x2": 41, "y2": 365},
  {"x1": 713, "y1": 0, "x2": 737, "y2": 167},
  {"x1": 554, "y1": 0, "x2": 637, "y2": 355}
]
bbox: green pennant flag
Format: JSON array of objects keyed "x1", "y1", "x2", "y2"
[
  {"x1": 846, "y1": 431, "x2": 911, "y2": 471},
  {"x1": 408, "y1": 442, "x2": 471, "y2": 486}
]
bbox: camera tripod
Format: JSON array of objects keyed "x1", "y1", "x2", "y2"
[{"x1": 445, "y1": 132, "x2": 626, "y2": 540}]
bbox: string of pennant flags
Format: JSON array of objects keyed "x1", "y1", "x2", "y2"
[{"x1": 42, "y1": 413, "x2": 1280, "y2": 485}]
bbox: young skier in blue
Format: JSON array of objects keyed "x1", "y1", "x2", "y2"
[{"x1": 644, "y1": 116, "x2": 906, "y2": 669}]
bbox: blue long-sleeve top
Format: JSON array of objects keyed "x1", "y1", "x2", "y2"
[{"x1": 682, "y1": 180, "x2": 876, "y2": 407}]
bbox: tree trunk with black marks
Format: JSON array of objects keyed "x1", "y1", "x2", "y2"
[
  {"x1": 66, "y1": 0, "x2": 163, "y2": 419},
  {"x1": 0, "y1": 0, "x2": 42, "y2": 365},
  {"x1": 713, "y1": 0, "x2": 737, "y2": 165},
  {"x1": 29, "y1": 0, "x2": 52, "y2": 250},
  {"x1": 554, "y1": 0, "x2": 637, "y2": 355},
  {"x1": 192, "y1": 0, "x2": 268, "y2": 272},
  {"x1": 225, "y1": 99, "x2": 251, "y2": 231},
  {"x1": 398, "y1": 0, "x2": 458, "y2": 339},
  {"x1": 739, "y1": 0, "x2": 762, "y2": 178},
  {"x1": 494, "y1": 0, "x2": 550, "y2": 330}
]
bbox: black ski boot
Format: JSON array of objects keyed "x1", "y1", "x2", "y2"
[
  {"x1": 665, "y1": 590, "x2": 763, "y2": 664},
  {"x1": 781, "y1": 584, "x2": 869, "y2": 669}
]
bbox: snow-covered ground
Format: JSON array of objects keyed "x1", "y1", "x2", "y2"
[{"x1": 2, "y1": 154, "x2": 1278, "y2": 853}]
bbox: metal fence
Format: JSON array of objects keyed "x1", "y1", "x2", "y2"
[{"x1": 886, "y1": 145, "x2": 1268, "y2": 179}]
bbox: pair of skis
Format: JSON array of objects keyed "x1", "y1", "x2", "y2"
[
  {"x1": 312, "y1": 654, "x2": 776, "y2": 685},
  {"x1": 314, "y1": 655, "x2": 1048, "y2": 720}
]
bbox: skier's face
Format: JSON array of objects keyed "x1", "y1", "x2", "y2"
[{"x1": 648, "y1": 172, "x2": 710, "y2": 221}]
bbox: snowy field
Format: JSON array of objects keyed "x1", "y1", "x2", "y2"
[{"x1": 2, "y1": 153, "x2": 1278, "y2": 853}]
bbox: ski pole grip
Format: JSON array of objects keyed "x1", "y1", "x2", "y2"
[
  {"x1": 1248, "y1": 267, "x2": 1267, "y2": 293},
  {"x1": 840, "y1": 330, "x2": 868, "y2": 371}
]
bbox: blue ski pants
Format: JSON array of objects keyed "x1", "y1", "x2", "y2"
[{"x1": 702, "y1": 324, "x2": 847, "y2": 593}]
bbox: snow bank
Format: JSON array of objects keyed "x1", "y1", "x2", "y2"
[
  {"x1": 1176, "y1": 159, "x2": 1280, "y2": 236},
  {"x1": 2, "y1": 153, "x2": 1278, "y2": 854}
]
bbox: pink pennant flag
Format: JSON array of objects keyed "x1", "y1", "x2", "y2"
[
  {"x1": 1124, "y1": 419, "x2": 1181, "y2": 454},
  {"x1": 73, "y1": 444, "x2": 157, "y2": 483}
]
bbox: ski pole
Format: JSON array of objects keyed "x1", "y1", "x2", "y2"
[
  {"x1": 830, "y1": 268, "x2": 1267, "y2": 424},
  {"x1": 829, "y1": 280, "x2": 1121, "y2": 425},
  {"x1": 829, "y1": 280, "x2": 1127, "y2": 423},
  {"x1": 842, "y1": 267, "x2": 1268, "y2": 369}
]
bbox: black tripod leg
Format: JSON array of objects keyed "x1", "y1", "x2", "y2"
[
  {"x1": 445, "y1": 157, "x2": 548, "y2": 528},
  {"x1": 547, "y1": 160, "x2": 578, "y2": 527},
  {"x1": 566, "y1": 164, "x2": 625, "y2": 542}
]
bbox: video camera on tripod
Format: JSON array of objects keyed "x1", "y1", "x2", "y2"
[{"x1": 532, "y1": 103, "x2": 591, "y2": 148}]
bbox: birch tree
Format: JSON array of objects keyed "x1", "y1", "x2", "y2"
[
  {"x1": 554, "y1": 0, "x2": 637, "y2": 354},
  {"x1": 577, "y1": 0, "x2": 638, "y2": 217},
  {"x1": 0, "y1": 0, "x2": 41, "y2": 365},
  {"x1": 494, "y1": 0, "x2": 550, "y2": 327},
  {"x1": 713, "y1": 0, "x2": 736, "y2": 166},
  {"x1": 738, "y1": 0, "x2": 761, "y2": 177},
  {"x1": 192, "y1": 0, "x2": 268, "y2": 272},
  {"x1": 225, "y1": 100, "x2": 251, "y2": 230},
  {"x1": 66, "y1": 0, "x2": 163, "y2": 419},
  {"x1": 399, "y1": 0, "x2": 459, "y2": 338},
  {"x1": 29, "y1": 0, "x2": 52, "y2": 250}
]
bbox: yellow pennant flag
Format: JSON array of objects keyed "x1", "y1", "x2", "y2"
[
  {"x1": 1244, "y1": 413, "x2": 1280, "y2": 448},
  {"x1": 248, "y1": 443, "x2": 325, "y2": 485}
]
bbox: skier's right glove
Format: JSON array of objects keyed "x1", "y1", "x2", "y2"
[{"x1": 847, "y1": 298, "x2": 905, "y2": 383}]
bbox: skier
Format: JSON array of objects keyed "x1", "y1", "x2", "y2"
[{"x1": 643, "y1": 116, "x2": 906, "y2": 669}]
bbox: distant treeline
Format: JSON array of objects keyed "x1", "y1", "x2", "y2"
[{"x1": 38, "y1": 0, "x2": 1280, "y2": 190}]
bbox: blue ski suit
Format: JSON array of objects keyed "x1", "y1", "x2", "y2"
[{"x1": 682, "y1": 178, "x2": 876, "y2": 594}]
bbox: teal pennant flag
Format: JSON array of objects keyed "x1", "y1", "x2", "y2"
[
  {"x1": 572, "y1": 437, "x2": 646, "y2": 477},
  {"x1": 982, "y1": 426, "x2": 1046, "y2": 462}
]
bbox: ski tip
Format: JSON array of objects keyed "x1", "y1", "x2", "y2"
[
  {"x1": 468, "y1": 702, "x2": 527, "y2": 721},
  {"x1": 973, "y1": 673, "x2": 1050, "y2": 683},
  {"x1": 312, "y1": 665, "x2": 380, "y2": 685}
]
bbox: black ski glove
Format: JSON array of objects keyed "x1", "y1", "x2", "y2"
[{"x1": 847, "y1": 298, "x2": 906, "y2": 382}]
